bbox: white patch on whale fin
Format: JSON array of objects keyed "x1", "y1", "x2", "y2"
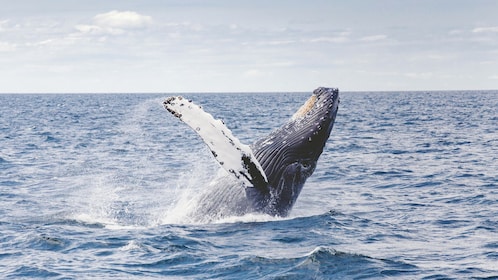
[{"x1": 163, "y1": 96, "x2": 268, "y2": 189}]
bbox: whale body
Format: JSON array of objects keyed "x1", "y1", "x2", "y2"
[{"x1": 164, "y1": 87, "x2": 340, "y2": 221}]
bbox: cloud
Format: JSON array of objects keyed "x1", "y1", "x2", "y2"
[
  {"x1": 448, "y1": 29, "x2": 464, "y2": 35},
  {"x1": 0, "y1": 20, "x2": 9, "y2": 32},
  {"x1": 74, "y1": 24, "x2": 128, "y2": 36},
  {"x1": 75, "y1": 24, "x2": 109, "y2": 35},
  {"x1": 243, "y1": 69, "x2": 265, "y2": 78},
  {"x1": 75, "y1": 10, "x2": 152, "y2": 36},
  {"x1": 262, "y1": 40, "x2": 296, "y2": 46},
  {"x1": 94, "y1": 10, "x2": 152, "y2": 29},
  {"x1": 472, "y1": 26, "x2": 498, "y2": 33},
  {"x1": 308, "y1": 36, "x2": 349, "y2": 43},
  {"x1": 0, "y1": 41, "x2": 16, "y2": 52},
  {"x1": 359, "y1": 34, "x2": 387, "y2": 42},
  {"x1": 306, "y1": 31, "x2": 351, "y2": 44}
]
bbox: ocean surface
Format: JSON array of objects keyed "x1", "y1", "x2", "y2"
[{"x1": 1, "y1": 90, "x2": 497, "y2": 279}]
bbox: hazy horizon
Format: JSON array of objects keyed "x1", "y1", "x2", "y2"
[{"x1": 1, "y1": 89, "x2": 497, "y2": 95}]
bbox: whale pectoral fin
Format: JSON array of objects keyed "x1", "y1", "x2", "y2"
[{"x1": 164, "y1": 96, "x2": 268, "y2": 189}]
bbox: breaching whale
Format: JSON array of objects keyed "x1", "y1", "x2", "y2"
[{"x1": 164, "y1": 87, "x2": 339, "y2": 221}]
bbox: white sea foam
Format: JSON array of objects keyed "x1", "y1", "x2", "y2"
[{"x1": 213, "y1": 213, "x2": 281, "y2": 224}]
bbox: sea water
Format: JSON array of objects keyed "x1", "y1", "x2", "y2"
[{"x1": 0, "y1": 91, "x2": 497, "y2": 279}]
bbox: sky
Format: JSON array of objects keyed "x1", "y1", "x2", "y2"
[{"x1": 1, "y1": 0, "x2": 497, "y2": 93}]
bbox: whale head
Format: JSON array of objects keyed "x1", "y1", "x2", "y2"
[{"x1": 249, "y1": 87, "x2": 340, "y2": 216}]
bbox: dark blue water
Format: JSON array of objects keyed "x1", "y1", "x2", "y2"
[{"x1": 1, "y1": 91, "x2": 497, "y2": 279}]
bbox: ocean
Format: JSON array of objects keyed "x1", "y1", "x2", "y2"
[{"x1": 0, "y1": 91, "x2": 497, "y2": 279}]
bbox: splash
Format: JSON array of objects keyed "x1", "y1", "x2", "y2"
[
  {"x1": 64, "y1": 97, "x2": 206, "y2": 227},
  {"x1": 66, "y1": 97, "x2": 285, "y2": 227},
  {"x1": 213, "y1": 213, "x2": 281, "y2": 224}
]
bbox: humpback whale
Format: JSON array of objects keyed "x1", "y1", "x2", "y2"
[{"x1": 164, "y1": 87, "x2": 339, "y2": 221}]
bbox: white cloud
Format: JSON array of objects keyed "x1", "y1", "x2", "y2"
[
  {"x1": 360, "y1": 34, "x2": 387, "y2": 42},
  {"x1": 31, "y1": 39, "x2": 55, "y2": 46},
  {"x1": 256, "y1": 40, "x2": 296, "y2": 46},
  {"x1": 74, "y1": 24, "x2": 124, "y2": 35},
  {"x1": 449, "y1": 29, "x2": 464, "y2": 35},
  {"x1": 74, "y1": 10, "x2": 152, "y2": 36},
  {"x1": 243, "y1": 69, "x2": 265, "y2": 78},
  {"x1": 164, "y1": 21, "x2": 204, "y2": 32},
  {"x1": 93, "y1": 10, "x2": 152, "y2": 29},
  {"x1": 305, "y1": 31, "x2": 351, "y2": 44},
  {"x1": 308, "y1": 36, "x2": 349, "y2": 43},
  {"x1": 0, "y1": 20, "x2": 9, "y2": 32},
  {"x1": 75, "y1": 24, "x2": 106, "y2": 35},
  {"x1": 472, "y1": 26, "x2": 498, "y2": 33},
  {"x1": 0, "y1": 41, "x2": 16, "y2": 52}
]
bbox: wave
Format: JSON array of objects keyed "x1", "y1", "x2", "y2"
[
  {"x1": 299, "y1": 246, "x2": 418, "y2": 279},
  {"x1": 203, "y1": 246, "x2": 418, "y2": 279}
]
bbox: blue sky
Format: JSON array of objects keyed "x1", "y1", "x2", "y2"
[{"x1": 1, "y1": 0, "x2": 497, "y2": 93}]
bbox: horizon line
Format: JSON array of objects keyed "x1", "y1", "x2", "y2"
[{"x1": 1, "y1": 88, "x2": 498, "y2": 95}]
